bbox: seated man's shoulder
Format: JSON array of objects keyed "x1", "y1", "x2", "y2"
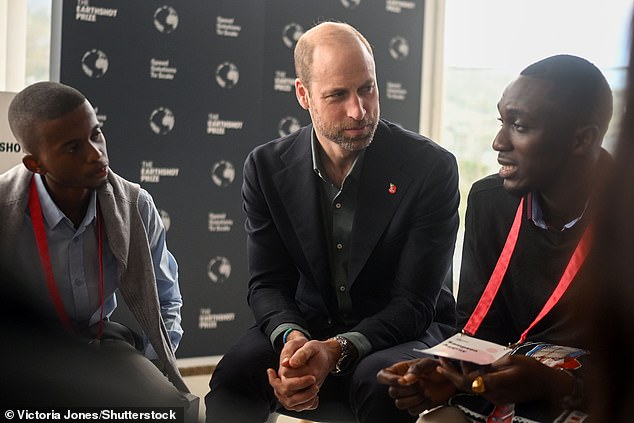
[
  {"x1": 106, "y1": 170, "x2": 140, "y2": 195},
  {"x1": 468, "y1": 175, "x2": 519, "y2": 217},
  {"x1": 257, "y1": 125, "x2": 308, "y2": 152},
  {"x1": 382, "y1": 120, "x2": 450, "y2": 154},
  {"x1": 379, "y1": 121, "x2": 457, "y2": 177},
  {"x1": 0, "y1": 164, "x2": 28, "y2": 184},
  {"x1": 470, "y1": 174, "x2": 504, "y2": 196}
]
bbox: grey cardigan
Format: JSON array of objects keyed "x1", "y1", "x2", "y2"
[{"x1": 0, "y1": 165, "x2": 188, "y2": 392}]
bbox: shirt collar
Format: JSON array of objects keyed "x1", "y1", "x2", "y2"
[
  {"x1": 35, "y1": 173, "x2": 97, "y2": 230},
  {"x1": 310, "y1": 129, "x2": 365, "y2": 186},
  {"x1": 528, "y1": 191, "x2": 586, "y2": 231}
]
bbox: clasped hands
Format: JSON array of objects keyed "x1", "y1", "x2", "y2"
[
  {"x1": 376, "y1": 354, "x2": 569, "y2": 416},
  {"x1": 267, "y1": 331, "x2": 340, "y2": 412}
]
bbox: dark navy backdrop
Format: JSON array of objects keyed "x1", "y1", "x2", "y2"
[{"x1": 54, "y1": 0, "x2": 425, "y2": 357}]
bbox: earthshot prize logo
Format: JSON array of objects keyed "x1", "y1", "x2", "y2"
[
  {"x1": 153, "y1": 5, "x2": 179, "y2": 34},
  {"x1": 149, "y1": 107, "x2": 175, "y2": 135},
  {"x1": 207, "y1": 256, "x2": 231, "y2": 283},
  {"x1": 75, "y1": 1, "x2": 118, "y2": 22},
  {"x1": 341, "y1": 0, "x2": 362, "y2": 9},
  {"x1": 215, "y1": 62, "x2": 240, "y2": 89},
  {"x1": 386, "y1": 35, "x2": 410, "y2": 98},
  {"x1": 140, "y1": 161, "x2": 180, "y2": 183},
  {"x1": 81, "y1": 49, "x2": 109, "y2": 78},
  {"x1": 211, "y1": 160, "x2": 236, "y2": 187},
  {"x1": 278, "y1": 116, "x2": 301, "y2": 137},
  {"x1": 206, "y1": 113, "x2": 244, "y2": 135},
  {"x1": 274, "y1": 70, "x2": 295, "y2": 92},
  {"x1": 389, "y1": 36, "x2": 410, "y2": 61},
  {"x1": 198, "y1": 308, "x2": 236, "y2": 330},
  {"x1": 282, "y1": 23, "x2": 304, "y2": 49}
]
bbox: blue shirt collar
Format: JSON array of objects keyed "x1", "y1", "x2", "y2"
[
  {"x1": 35, "y1": 174, "x2": 97, "y2": 230},
  {"x1": 530, "y1": 191, "x2": 586, "y2": 231}
]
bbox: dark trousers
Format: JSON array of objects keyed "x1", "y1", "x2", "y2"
[{"x1": 205, "y1": 325, "x2": 448, "y2": 423}]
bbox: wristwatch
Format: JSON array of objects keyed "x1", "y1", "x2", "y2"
[{"x1": 331, "y1": 335, "x2": 356, "y2": 375}]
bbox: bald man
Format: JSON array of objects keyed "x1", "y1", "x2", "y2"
[{"x1": 205, "y1": 21, "x2": 460, "y2": 423}]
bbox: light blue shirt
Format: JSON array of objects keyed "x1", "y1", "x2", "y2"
[
  {"x1": 530, "y1": 192, "x2": 585, "y2": 231},
  {"x1": 16, "y1": 174, "x2": 183, "y2": 359}
]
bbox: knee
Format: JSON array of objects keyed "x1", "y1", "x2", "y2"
[
  {"x1": 210, "y1": 346, "x2": 274, "y2": 390},
  {"x1": 348, "y1": 352, "x2": 415, "y2": 422},
  {"x1": 209, "y1": 328, "x2": 277, "y2": 391},
  {"x1": 349, "y1": 351, "x2": 395, "y2": 402}
]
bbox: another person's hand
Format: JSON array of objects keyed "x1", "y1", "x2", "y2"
[
  {"x1": 376, "y1": 358, "x2": 458, "y2": 416},
  {"x1": 437, "y1": 355, "x2": 575, "y2": 405}
]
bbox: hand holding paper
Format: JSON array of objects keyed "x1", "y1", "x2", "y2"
[{"x1": 415, "y1": 333, "x2": 510, "y2": 366}]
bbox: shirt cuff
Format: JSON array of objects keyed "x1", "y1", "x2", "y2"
[
  {"x1": 270, "y1": 323, "x2": 311, "y2": 348},
  {"x1": 338, "y1": 331, "x2": 371, "y2": 360}
]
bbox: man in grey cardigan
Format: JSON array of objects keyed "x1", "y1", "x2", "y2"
[{"x1": 0, "y1": 81, "x2": 193, "y2": 409}]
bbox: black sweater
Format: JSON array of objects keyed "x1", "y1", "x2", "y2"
[{"x1": 456, "y1": 175, "x2": 590, "y2": 349}]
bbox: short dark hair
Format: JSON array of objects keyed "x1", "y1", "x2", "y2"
[
  {"x1": 8, "y1": 81, "x2": 86, "y2": 153},
  {"x1": 520, "y1": 54, "x2": 613, "y2": 135}
]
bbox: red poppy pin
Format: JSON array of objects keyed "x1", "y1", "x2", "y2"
[{"x1": 388, "y1": 183, "x2": 397, "y2": 194}]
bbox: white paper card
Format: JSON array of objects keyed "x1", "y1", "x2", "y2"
[{"x1": 415, "y1": 333, "x2": 511, "y2": 365}]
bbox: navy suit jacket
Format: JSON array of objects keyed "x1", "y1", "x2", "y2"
[{"x1": 242, "y1": 119, "x2": 459, "y2": 352}]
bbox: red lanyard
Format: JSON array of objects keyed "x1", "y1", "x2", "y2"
[
  {"x1": 29, "y1": 176, "x2": 105, "y2": 338},
  {"x1": 463, "y1": 196, "x2": 592, "y2": 345}
]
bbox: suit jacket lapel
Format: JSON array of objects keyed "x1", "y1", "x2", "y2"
[
  {"x1": 273, "y1": 127, "x2": 333, "y2": 295},
  {"x1": 348, "y1": 124, "x2": 411, "y2": 285}
]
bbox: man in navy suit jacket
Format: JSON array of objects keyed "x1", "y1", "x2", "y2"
[{"x1": 205, "y1": 21, "x2": 459, "y2": 423}]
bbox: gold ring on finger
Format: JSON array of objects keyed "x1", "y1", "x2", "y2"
[{"x1": 471, "y1": 375, "x2": 486, "y2": 394}]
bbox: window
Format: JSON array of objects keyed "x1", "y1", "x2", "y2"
[
  {"x1": 26, "y1": 0, "x2": 51, "y2": 85},
  {"x1": 0, "y1": 0, "x2": 50, "y2": 92}
]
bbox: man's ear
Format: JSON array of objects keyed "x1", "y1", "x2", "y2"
[
  {"x1": 22, "y1": 155, "x2": 44, "y2": 175},
  {"x1": 295, "y1": 78, "x2": 310, "y2": 110},
  {"x1": 573, "y1": 124, "x2": 601, "y2": 156}
]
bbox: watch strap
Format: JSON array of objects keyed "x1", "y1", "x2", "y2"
[{"x1": 331, "y1": 335, "x2": 357, "y2": 374}]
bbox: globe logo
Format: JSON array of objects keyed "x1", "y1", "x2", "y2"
[
  {"x1": 215, "y1": 62, "x2": 240, "y2": 89},
  {"x1": 159, "y1": 209, "x2": 171, "y2": 232},
  {"x1": 389, "y1": 36, "x2": 410, "y2": 61},
  {"x1": 282, "y1": 23, "x2": 304, "y2": 49},
  {"x1": 81, "y1": 49, "x2": 109, "y2": 78},
  {"x1": 149, "y1": 107, "x2": 175, "y2": 135},
  {"x1": 211, "y1": 160, "x2": 236, "y2": 187},
  {"x1": 340, "y1": 0, "x2": 362, "y2": 9},
  {"x1": 278, "y1": 116, "x2": 301, "y2": 137},
  {"x1": 153, "y1": 6, "x2": 179, "y2": 34},
  {"x1": 207, "y1": 256, "x2": 231, "y2": 283}
]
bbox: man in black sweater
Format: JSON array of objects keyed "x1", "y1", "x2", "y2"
[{"x1": 377, "y1": 54, "x2": 613, "y2": 422}]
